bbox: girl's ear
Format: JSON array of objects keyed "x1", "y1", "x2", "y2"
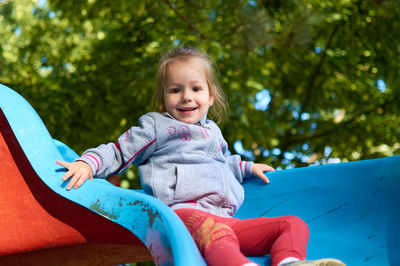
[{"x1": 209, "y1": 88, "x2": 215, "y2": 107}]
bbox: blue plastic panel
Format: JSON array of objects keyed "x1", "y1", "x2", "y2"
[{"x1": 238, "y1": 156, "x2": 400, "y2": 265}]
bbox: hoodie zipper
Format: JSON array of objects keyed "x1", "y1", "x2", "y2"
[
  {"x1": 206, "y1": 126, "x2": 215, "y2": 157},
  {"x1": 217, "y1": 167, "x2": 229, "y2": 215},
  {"x1": 206, "y1": 126, "x2": 229, "y2": 215}
]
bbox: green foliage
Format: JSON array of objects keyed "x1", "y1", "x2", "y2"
[{"x1": 1, "y1": 0, "x2": 399, "y2": 189}]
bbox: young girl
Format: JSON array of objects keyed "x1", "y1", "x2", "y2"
[{"x1": 57, "y1": 47, "x2": 345, "y2": 266}]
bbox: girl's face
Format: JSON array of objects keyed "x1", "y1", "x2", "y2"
[{"x1": 163, "y1": 58, "x2": 214, "y2": 124}]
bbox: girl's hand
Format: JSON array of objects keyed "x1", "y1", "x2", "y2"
[
  {"x1": 56, "y1": 160, "x2": 93, "y2": 190},
  {"x1": 251, "y1": 163, "x2": 275, "y2": 184}
]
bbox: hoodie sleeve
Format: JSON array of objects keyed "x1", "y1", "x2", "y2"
[
  {"x1": 224, "y1": 151, "x2": 254, "y2": 184},
  {"x1": 76, "y1": 113, "x2": 157, "y2": 179}
]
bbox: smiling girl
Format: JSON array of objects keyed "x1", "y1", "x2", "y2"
[{"x1": 57, "y1": 46, "x2": 344, "y2": 266}]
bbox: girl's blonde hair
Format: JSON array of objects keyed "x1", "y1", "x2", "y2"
[{"x1": 153, "y1": 46, "x2": 228, "y2": 124}]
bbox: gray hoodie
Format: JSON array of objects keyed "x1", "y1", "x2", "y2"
[{"x1": 78, "y1": 112, "x2": 254, "y2": 217}]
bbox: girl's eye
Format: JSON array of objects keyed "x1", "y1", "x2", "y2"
[
  {"x1": 193, "y1": 87, "x2": 201, "y2": 92},
  {"x1": 170, "y1": 88, "x2": 180, "y2": 93}
]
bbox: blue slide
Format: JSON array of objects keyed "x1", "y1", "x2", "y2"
[{"x1": 1, "y1": 83, "x2": 399, "y2": 265}]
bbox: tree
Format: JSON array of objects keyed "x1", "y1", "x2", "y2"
[{"x1": 1, "y1": 0, "x2": 399, "y2": 189}]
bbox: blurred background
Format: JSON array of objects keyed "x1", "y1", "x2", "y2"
[{"x1": 1, "y1": 0, "x2": 399, "y2": 189}]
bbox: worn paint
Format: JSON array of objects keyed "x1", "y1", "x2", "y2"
[
  {"x1": 132, "y1": 200, "x2": 162, "y2": 228},
  {"x1": 146, "y1": 227, "x2": 174, "y2": 266},
  {"x1": 118, "y1": 197, "x2": 125, "y2": 207},
  {"x1": 89, "y1": 199, "x2": 119, "y2": 220}
]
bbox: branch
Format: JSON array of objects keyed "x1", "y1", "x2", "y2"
[
  {"x1": 288, "y1": 93, "x2": 400, "y2": 146},
  {"x1": 161, "y1": 0, "x2": 263, "y2": 50},
  {"x1": 298, "y1": 24, "x2": 339, "y2": 123},
  {"x1": 279, "y1": 24, "x2": 339, "y2": 158},
  {"x1": 162, "y1": 0, "x2": 214, "y2": 42}
]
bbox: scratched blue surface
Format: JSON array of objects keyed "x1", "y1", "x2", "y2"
[
  {"x1": 1, "y1": 83, "x2": 399, "y2": 266},
  {"x1": 239, "y1": 156, "x2": 400, "y2": 265}
]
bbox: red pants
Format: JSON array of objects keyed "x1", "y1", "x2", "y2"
[{"x1": 175, "y1": 209, "x2": 309, "y2": 266}]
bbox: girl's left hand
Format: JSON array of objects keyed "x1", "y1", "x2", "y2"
[{"x1": 251, "y1": 163, "x2": 275, "y2": 184}]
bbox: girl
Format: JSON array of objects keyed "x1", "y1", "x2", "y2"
[{"x1": 57, "y1": 46, "x2": 344, "y2": 266}]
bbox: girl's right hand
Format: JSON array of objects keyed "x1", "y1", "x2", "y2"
[{"x1": 56, "y1": 160, "x2": 93, "y2": 190}]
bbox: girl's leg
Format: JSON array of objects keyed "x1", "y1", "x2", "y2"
[
  {"x1": 174, "y1": 208, "x2": 254, "y2": 266},
  {"x1": 230, "y1": 216, "x2": 310, "y2": 266}
]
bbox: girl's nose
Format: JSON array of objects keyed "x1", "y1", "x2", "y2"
[{"x1": 181, "y1": 88, "x2": 193, "y2": 102}]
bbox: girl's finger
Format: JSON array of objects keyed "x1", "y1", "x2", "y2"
[
  {"x1": 56, "y1": 161, "x2": 70, "y2": 168},
  {"x1": 255, "y1": 170, "x2": 269, "y2": 184},
  {"x1": 61, "y1": 170, "x2": 74, "y2": 181},
  {"x1": 260, "y1": 174, "x2": 270, "y2": 184},
  {"x1": 262, "y1": 165, "x2": 275, "y2": 172},
  {"x1": 74, "y1": 174, "x2": 89, "y2": 189},
  {"x1": 67, "y1": 174, "x2": 80, "y2": 190}
]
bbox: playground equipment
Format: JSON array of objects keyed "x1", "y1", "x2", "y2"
[{"x1": 0, "y1": 83, "x2": 399, "y2": 265}]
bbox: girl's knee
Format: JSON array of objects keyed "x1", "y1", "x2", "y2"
[
  {"x1": 285, "y1": 215, "x2": 306, "y2": 225},
  {"x1": 284, "y1": 216, "x2": 309, "y2": 236},
  {"x1": 194, "y1": 219, "x2": 237, "y2": 253}
]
